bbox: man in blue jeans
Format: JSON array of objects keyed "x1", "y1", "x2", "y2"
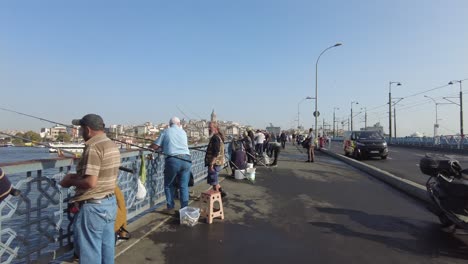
[
  {"x1": 150, "y1": 117, "x2": 191, "y2": 215},
  {"x1": 60, "y1": 114, "x2": 121, "y2": 264}
]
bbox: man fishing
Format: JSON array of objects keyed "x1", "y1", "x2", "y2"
[
  {"x1": 149, "y1": 116, "x2": 191, "y2": 215},
  {"x1": 59, "y1": 114, "x2": 121, "y2": 264}
]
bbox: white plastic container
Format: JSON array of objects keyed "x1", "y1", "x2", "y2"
[
  {"x1": 234, "y1": 169, "x2": 246, "y2": 179},
  {"x1": 246, "y1": 163, "x2": 254, "y2": 169},
  {"x1": 179, "y1": 206, "x2": 200, "y2": 227},
  {"x1": 246, "y1": 168, "x2": 256, "y2": 181}
]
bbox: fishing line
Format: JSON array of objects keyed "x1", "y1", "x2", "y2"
[
  {"x1": 0, "y1": 132, "x2": 77, "y2": 157},
  {"x1": 0, "y1": 132, "x2": 136, "y2": 172},
  {"x1": 0, "y1": 107, "x2": 191, "y2": 163},
  {"x1": 0, "y1": 106, "x2": 72, "y2": 128},
  {"x1": 0, "y1": 106, "x2": 151, "y2": 142},
  {"x1": 116, "y1": 134, "x2": 153, "y2": 142},
  {"x1": 112, "y1": 138, "x2": 192, "y2": 163}
]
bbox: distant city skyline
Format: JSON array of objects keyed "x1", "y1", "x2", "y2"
[{"x1": 1, "y1": 1, "x2": 467, "y2": 136}]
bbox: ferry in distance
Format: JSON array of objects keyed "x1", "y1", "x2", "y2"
[
  {"x1": 48, "y1": 142, "x2": 85, "y2": 153},
  {"x1": 0, "y1": 143, "x2": 15, "y2": 147}
]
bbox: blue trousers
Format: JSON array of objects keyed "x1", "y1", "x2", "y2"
[
  {"x1": 164, "y1": 155, "x2": 191, "y2": 209},
  {"x1": 74, "y1": 196, "x2": 117, "y2": 264}
]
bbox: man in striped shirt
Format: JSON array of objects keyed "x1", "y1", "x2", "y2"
[{"x1": 60, "y1": 114, "x2": 121, "y2": 264}]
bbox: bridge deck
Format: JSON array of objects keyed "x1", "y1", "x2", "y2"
[{"x1": 67, "y1": 144, "x2": 468, "y2": 264}]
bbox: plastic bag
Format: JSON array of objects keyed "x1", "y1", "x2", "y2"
[{"x1": 135, "y1": 178, "x2": 147, "y2": 200}]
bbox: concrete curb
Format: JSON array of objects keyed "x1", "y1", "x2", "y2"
[{"x1": 320, "y1": 148, "x2": 431, "y2": 204}]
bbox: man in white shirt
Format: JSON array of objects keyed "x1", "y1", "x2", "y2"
[{"x1": 254, "y1": 130, "x2": 265, "y2": 156}]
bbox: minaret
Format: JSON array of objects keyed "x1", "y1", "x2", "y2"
[{"x1": 211, "y1": 109, "x2": 217, "y2": 123}]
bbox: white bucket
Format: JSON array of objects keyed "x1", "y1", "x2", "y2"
[
  {"x1": 246, "y1": 168, "x2": 256, "y2": 181},
  {"x1": 247, "y1": 163, "x2": 254, "y2": 169},
  {"x1": 234, "y1": 169, "x2": 246, "y2": 180},
  {"x1": 246, "y1": 167, "x2": 256, "y2": 173}
]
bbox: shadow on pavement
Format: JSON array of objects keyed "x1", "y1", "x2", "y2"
[{"x1": 310, "y1": 207, "x2": 468, "y2": 260}]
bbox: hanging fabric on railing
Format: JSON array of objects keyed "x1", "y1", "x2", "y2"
[
  {"x1": 139, "y1": 154, "x2": 147, "y2": 184},
  {"x1": 135, "y1": 154, "x2": 147, "y2": 200}
]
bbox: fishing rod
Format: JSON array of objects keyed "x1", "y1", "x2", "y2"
[
  {"x1": 1, "y1": 106, "x2": 154, "y2": 142},
  {"x1": 112, "y1": 138, "x2": 192, "y2": 163},
  {"x1": 0, "y1": 132, "x2": 135, "y2": 173},
  {"x1": 0, "y1": 132, "x2": 79, "y2": 158},
  {"x1": 0, "y1": 106, "x2": 72, "y2": 128},
  {"x1": 0, "y1": 106, "x2": 191, "y2": 163},
  {"x1": 116, "y1": 133, "x2": 154, "y2": 142}
]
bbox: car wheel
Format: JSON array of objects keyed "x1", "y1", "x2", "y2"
[{"x1": 353, "y1": 150, "x2": 361, "y2": 160}]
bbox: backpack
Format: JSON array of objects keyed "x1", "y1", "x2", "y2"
[{"x1": 301, "y1": 138, "x2": 310, "y2": 149}]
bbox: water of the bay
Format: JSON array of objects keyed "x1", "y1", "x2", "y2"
[{"x1": 0, "y1": 146, "x2": 57, "y2": 164}]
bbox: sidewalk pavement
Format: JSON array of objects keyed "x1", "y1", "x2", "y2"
[
  {"x1": 114, "y1": 145, "x2": 316, "y2": 263},
  {"x1": 63, "y1": 144, "x2": 442, "y2": 264}
]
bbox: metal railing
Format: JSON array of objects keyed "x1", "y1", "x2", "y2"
[
  {"x1": 0, "y1": 143, "x2": 230, "y2": 263},
  {"x1": 390, "y1": 135, "x2": 468, "y2": 150},
  {"x1": 331, "y1": 135, "x2": 468, "y2": 151}
]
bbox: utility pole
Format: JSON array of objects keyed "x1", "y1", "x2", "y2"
[
  {"x1": 392, "y1": 98, "x2": 403, "y2": 139},
  {"x1": 388, "y1": 81, "x2": 402, "y2": 142},
  {"x1": 364, "y1": 107, "x2": 367, "y2": 129},
  {"x1": 333, "y1": 107, "x2": 339, "y2": 137},
  {"x1": 394, "y1": 107, "x2": 397, "y2": 139},
  {"x1": 448, "y1": 80, "x2": 464, "y2": 139},
  {"x1": 322, "y1": 119, "x2": 325, "y2": 136}
]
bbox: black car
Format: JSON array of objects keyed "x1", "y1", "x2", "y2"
[{"x1": 343, "y1": 130, "x2": 388, "y2": 160}]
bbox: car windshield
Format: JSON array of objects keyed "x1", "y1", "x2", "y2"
[{"x1": 355, "y1": 131, "x2": 383, "y2": 140}]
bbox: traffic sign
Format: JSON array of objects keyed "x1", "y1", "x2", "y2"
[{"x1": 313, "y1": 111, "x2": 320, "y2": 117}]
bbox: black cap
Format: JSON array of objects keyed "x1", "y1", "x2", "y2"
[{"x1": 72, "y1": 114, "x2": 105, "y2": 130}]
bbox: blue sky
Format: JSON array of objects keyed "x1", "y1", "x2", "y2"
[{"x1": 1, "y1": 0, "x2": 467, "y2": 137}]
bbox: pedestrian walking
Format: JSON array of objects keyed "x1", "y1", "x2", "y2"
[
  {"x1": 305, "y1": 128, "x2": 315, "y2": 162},
  {"x1": 280, "y1": 131, "x2": 287, "y2": 149}
]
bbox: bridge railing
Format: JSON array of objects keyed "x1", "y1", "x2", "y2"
[
  {"x1": 390, "y1": 135, "x2": 468, "y2": 150},
  {"x1": 332, "y1": 135, "x2": 468, "y2": 150},
  {"x1": 0, "y1": 143, "x2": 230, "y2": 264}
]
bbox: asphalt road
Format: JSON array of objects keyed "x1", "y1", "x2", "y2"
[
  {"x1": 114, "y1": 145, "x2": 468, "y2": 264},
  {"x1": 327, "y1": 142, "x2": 468, "y2": 185}
]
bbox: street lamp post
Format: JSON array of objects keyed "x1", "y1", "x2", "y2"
[
  {"x1": 298, "y1": 96, "x2": 313, "y2": 130},
  {"x1": 388, "y1": 81, "x2": 401, "y2": 143},
  {"x1": 350, "y1": 101, "x2": 358, "y2": 131},
  {"x1": 448, "y1": 80, "x2": 464, "y2": 140},
  {"x1": 315, "y1": 43, "x2": 342, "y2": 142},
  {"x1": 333, "y1": 107, "x2": 339, "y2": 137}
]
